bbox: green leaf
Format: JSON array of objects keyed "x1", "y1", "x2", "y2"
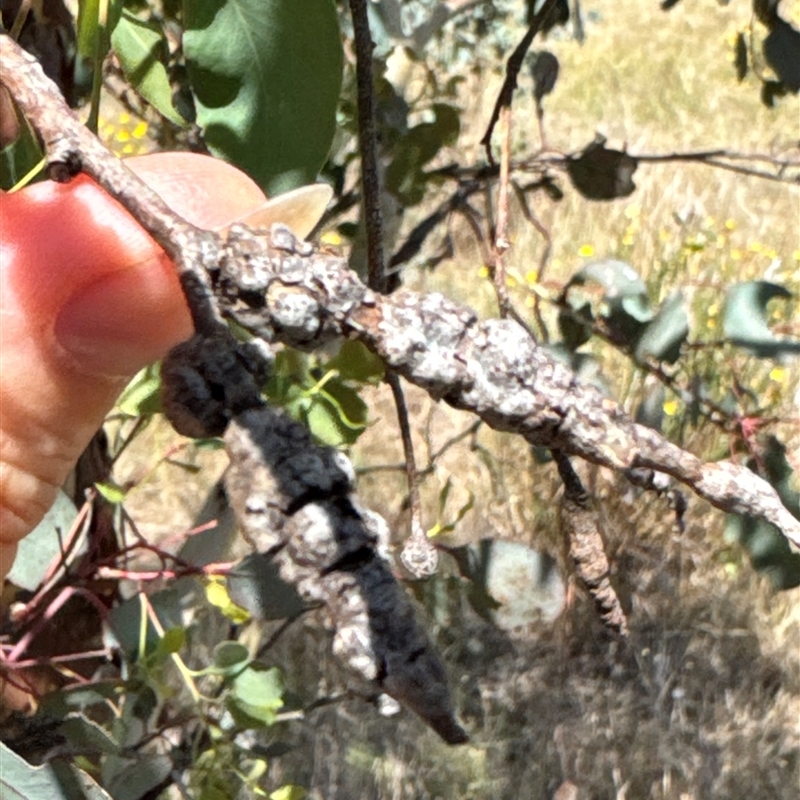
[
  {"x1": 557, "y1": 298, "x2": 593, "y2": 350},
  {"x1": 229, "y1": 665, "x2": 284, "y2": 726},
  {"x1": 0, "y1": 741, "x2": 114, "y2": 800},
  {"x1": 77, "y1": 0, "x2": 104, "y2": 60},
  {"x1": 227, "y1": 554, "x2": 305, "y2": 621},
  {"x1": 270, "y1": 786, "x2": 307, "y2": 800},
  {"x1": 77, "y1": 0, "x2": 123, "y2": 131},
  {"x1": 429, "y1": 480, "x2": 475, "y2": 537},
  {"x1": 105, "y1": 756, "x2": 172, "y2": 800},
  {"x1": 635, "y1": 382, "x2": 666, "y2": 432},
  {"x1": 763, "y1": 18, "x2": 800, "y2": 93},
  {"x1": 183, "y1": 0, "x2": 343, "y2": 196},
  {"x1": 116, "y1": 364, "x2": 162, "y2": 416},
  {"x1": 385, "y1": 104, "x2": 460, "y2": 206},
  {"x1": 566, "y1": 135, "x2": 638, "y2": 200},
  {"x1": 205, "y1": 579, "x2": 252, "y2": 624},
  {"x1": 210, "y1": 640, "x2": 251, "y2": 676},
  {"x1": 95, "y1": 481, "x2": 127, "y2": 505},
  {"x1": 40, "y1": 683, "x2": 121, "y2": 720},
  {"x1": 560, "y1": 259, "x2": 653, "y2": 348},
  {"x1": 634, "y1": 291, "x2": 689, "y2": 364},
  {"x1": 0, "y1": 108, "x2": 44, "y2": 191},
  {"x1": 724, "y1": 515, "x2": 800, "y2": 590},
  {"x1": 111, "y1": 11, "x2": 186, "y2": 126},
  {"x1": 60, "y1": 714, "x2": 121, "y2": 756},
  {"x1": 153, "y1": 626, "x2": 186, "y2": 658},
  {"x1": 723, "y1": 436, "x2": 800, "y2": 590},
  {"x1": 324, "y1": 340, "x2": 385, "y2": 384},
  {"x1": 7, "y1": 489, "x2": 78, "y2": 591},
  {"x1": 723, "y1": 281, "x2": 799, "y2": 357}
]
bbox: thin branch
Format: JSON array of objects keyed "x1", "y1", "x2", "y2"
[
  {"x1": 554, "y1": 450, "x2": 629, "y2": 637},
  {"x1": 357, "y1": 419, "x2": 482, "y2": 476},
  {"x1": 480, "y1": 0, "x2": 561, "y2": 163},
  {"x1": 491, "y1": 104, "x2": 513, "y2": 319},
  {"x1": 348, "y1": 0, "x2": 388, "y2": 294},
  {"x1": 347, "y1": 5, "x2": 434, "y2": 576}
]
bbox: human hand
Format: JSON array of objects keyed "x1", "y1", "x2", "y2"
[{"x1": 0, "y1": 152, "x2": 268, "y2": 580}]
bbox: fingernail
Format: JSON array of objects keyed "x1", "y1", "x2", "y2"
[{"x1": 54, "y1": 265, "x2": 191, "y2": 376}]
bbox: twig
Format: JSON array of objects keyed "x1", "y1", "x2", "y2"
[
  {"x1": 358, "y1": 419, "x2": 482, "y2": 476},
  {"x1": 491, "y1": 104, "x2": 513, "y2": 319},
  {"x1": 554, "y1": 450, "x2": 629, "y2": 636},
  {"x1": 480, "y1": 0, "x2": 560, "y2": 163},
  {"x1": 347, "y1": 4, "x2": 435, "y2": 577},
  {"x1": 0, "y1": 39, "x2": 224, "y2": 335},
  {"x1": 347, "y1": 0, "x2": 388, "y2": 294}
]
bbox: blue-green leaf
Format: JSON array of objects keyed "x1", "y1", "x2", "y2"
[
  {"x1": 0, "y1": 741, "x2": 114, "y2": 800},
  {"x1": 723, "y1": 281, "x2": 799, "y2": 357},
  {"x1": 183, "y1": 0, "x2": 343, "y2": 196},
  {"x1": 635, "y1": 291, "x2": 689, "y2": 364}
]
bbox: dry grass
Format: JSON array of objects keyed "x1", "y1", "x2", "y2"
[{"x1": 114, "y1": 2, "x2": 799, "y2": 798}]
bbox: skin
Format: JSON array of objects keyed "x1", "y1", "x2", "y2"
[{"x1": 0, "y1": 152, "x2": 268, "y2": 580}]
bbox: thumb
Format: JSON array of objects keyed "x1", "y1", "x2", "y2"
[{"x1": 0, "y1": 153, "x2": 267, "y2": 577}]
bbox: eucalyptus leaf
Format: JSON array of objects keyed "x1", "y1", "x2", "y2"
[
  {"x1": 531, "y1": 50, "x2": 559, "y2": 100},
  {"x1": 0, "y1": 107, "x2": 44, "y2": 191},
  {"x1": 724, "y1": 514, "x2": 800, "y2": 590},
  {"x1": 635, "y1": 382, "x2": 666, "y2": 432},
  {"x1": 567, "y1": 135, "x2": 638, "y2": 200},
  {"x1": 60, "y1": 714, "x2": 121, "y2": 756},
  {"x1": 723, "y1": 281, "x2": 799, "y2": 357},
  {"x1": 763, "y1": 18, "x2": 800, "y2": 93},
  {"x1": 634, "y1": 291, "x2": 689, "y2": 364},
  {"x1": 116, "y1": 364, "x2": 162, "y2": 417},
  {"x1": 227, "y1": 553, "x2": 305, "y2": 621},
  {"x1": 105, "y1": 755, "x2": 172, "y2": 800},
  {"x1": 324, "y1": 340, "x2": 385, "y2": 384},
  {"x1": 211, "y1": 640, "x2": 251, "y2": 676},
  {"x1": 385, "y1": 104, "x2": 460, "y2": 205},
  {"x1": 723, "y1": 435, "x2": 800, "y2": 589},
  {"x1": 111, "y1": 11, "x2": 186, "y2": 125},
  {"x1": 0, "y1": 741, "x2": 114, "y2": 800},
  {"x1": 229, "y1": 665, "x2": 284, "y2": 726},
  {"x1": 561, "y1": 259, "x2": 653, "y2": 348},
  {"x1": 7, "y1": 489, "x2": 78, "y2": 591},
  {"x1": 270, "y1": 785, "x2": 307, "y2": 800},
  {"x1": 184, "y1": 0, "x2": 343, "y2": 195}
]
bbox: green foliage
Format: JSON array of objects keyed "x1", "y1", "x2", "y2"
[
  {"x1": 110, "y1": 10, "x2": 185, "y2": 126},
  {"x1": 723, "y1": 281, "x2": 800, "y2": 357},
  {"x1": 0, "y1": 741, "x2": 114, "y2": 800},
  {"x1": 266, "y1": 343, "x2": 382, "y2": 446},
  {"x1": 183, "y1": 0, "x2": 343, "y2": 195},
  {"x1": 385, "y1": 103, "x2": 460, "y2": 205},
  {"x1": 5, "y1": 490, "x2": 78, "y2": 590},
  {"x1": 227, "y1": 554, "x2": 305, "y2": 621},
  {"x1": 228, "y1": 665, "x2": 285, "y2": 727},
  {"x1": 115, "y1": 364, "x2": 162, "y2": 417},
  {"x1": 0, "y1": 109, "x2": 44, "y2": 191},
  {"x1": 725, "y1": 436, "x2": 800, "y2": 590}
]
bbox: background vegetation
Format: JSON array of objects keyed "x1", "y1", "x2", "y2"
[{"x1": 1, "y1": 1, "x2": 798, "y2": 799}]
